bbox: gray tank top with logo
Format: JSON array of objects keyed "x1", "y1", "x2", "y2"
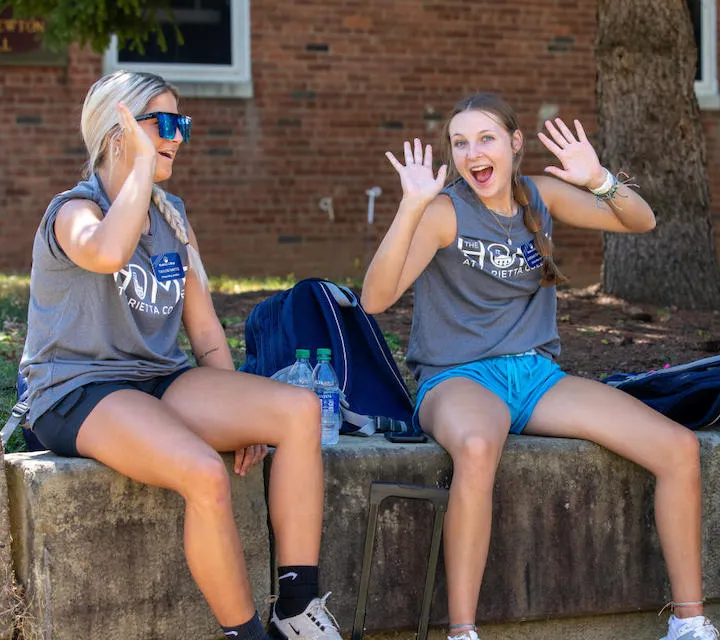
[
  {"x1": 20, "y1": 174, "x2": 190, "y2": 425},
  {"x1": 407, "y1": 176, "x2": 560, "y2": 387}
]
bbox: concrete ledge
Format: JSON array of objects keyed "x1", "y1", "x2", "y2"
[
  {"x1": 318, "y1": 433, "x2": 720, "y2": 631},
  {"x1": 0, "y1": 447, "x2": 16, "y2": 640},
  {"x1": 4, "y1": 431, "x2": 720, "y2": 639},
  {"x1": 5, "y1": 454, "x2": 269, "y2": 640},
  {"x1": 367, "y1": 603, "x2": 720, "y2": 640}
]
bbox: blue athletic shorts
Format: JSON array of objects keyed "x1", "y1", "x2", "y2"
[
  {"x1": 414, "y1": 351, "x2": 567, "y2": 434},
  {"x1": 32, "y1": 368, "x2": 191, "y2": 458}
]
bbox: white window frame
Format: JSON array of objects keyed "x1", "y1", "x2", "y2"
[
  {"x1": 103, "y1": 0, "x2": 252, "y2": 99},
  {"x1": 694, "y1": 0, "x2": 719, "y2": 109}
]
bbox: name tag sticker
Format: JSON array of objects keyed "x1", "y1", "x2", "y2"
[
  {"x1": 151, "y1": 252, "x2": 184, "y2": 282},
  {"x1": 520, "y1": 240, "x2": 543, "y2": 269}
]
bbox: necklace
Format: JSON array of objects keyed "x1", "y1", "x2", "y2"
[{"x1": 486, "y1": 205, "x2": 517, "y2": 246}]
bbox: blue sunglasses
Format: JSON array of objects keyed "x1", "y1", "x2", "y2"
[{"x1": 135, "y1": 111, "x2": 192, "y2": 143}]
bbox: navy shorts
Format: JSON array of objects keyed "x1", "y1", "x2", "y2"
[{"x1": 32, "y1": 368, "x2": 191, "y2": 457}]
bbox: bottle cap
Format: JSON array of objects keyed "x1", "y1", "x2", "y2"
[
  {"x1": 316, "y1": 347, "x2": 332, "y2": 360},
  {"x1": 295, "y1": 348, "x2": 310, "y2": 359}
]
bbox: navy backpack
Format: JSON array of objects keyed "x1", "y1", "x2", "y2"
[
  {"x1": 603, "y1": 354, "x2": 720, "y2": 430},
  {"x1": 240, "y1": 278, "x2": 416, "y2": 436}
]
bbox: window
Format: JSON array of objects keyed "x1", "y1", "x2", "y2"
[
  {"x1": 103, "y1": 0, "x2": 251, "y2": 99},
  {"x1": 687, "y1": 0, "x2": 719, "y2": 108}
]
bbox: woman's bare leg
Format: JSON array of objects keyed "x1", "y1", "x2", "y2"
[
  {"x1": 419, "y1": 378, "x2": 511, "y2": 628},
  {"x1": 161, "y1": 368, "x2": 323, "y2": 567},
  {"x1": 77, "y1": 370, "x2": 322, "y2": 627},
  {"x1": 76, "y1": 389, "x2": 256, "y2": 625},
  {"x1": 525, "y1": 376, "x2": 704, "y2": 618}
]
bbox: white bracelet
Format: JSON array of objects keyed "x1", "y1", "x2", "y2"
[{"x1": 589, "y1": 168, "x2": 614, "y2": 195}]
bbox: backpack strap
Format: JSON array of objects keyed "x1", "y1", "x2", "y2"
[
  {"x1": 340, "y1": 403, "x2": 414, "y2": 437},
  {"x1": 374, "y1": 415, "x2": 415, "y2": 434},
  {"x1": 340, "y1": 406, "x2": 376, "y2": 437},
  {"x1": 1, "y1": 400, "x2": 29, "y2": 448},
  {"x1": 321, "y1": 282, "x2": 357, "y2": 308}
]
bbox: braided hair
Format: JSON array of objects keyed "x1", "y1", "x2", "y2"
[
  {"x1": 440, "y1": 92, "x2": 567, "y2": 287},
  {"x1": 151, "y1": 185, "x2": 208, "y2": 288}
]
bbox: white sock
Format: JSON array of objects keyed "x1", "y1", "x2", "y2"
[{"x1": 670, "y1": 614, "x2": 705, "y2": 633}]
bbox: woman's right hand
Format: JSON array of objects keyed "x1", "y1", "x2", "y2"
[
  {"x1": 116, "y1": 101, "x2": 157, "y2": 167},
  {"x1": 386, "y1": 138, "x2": 447, "y2": 206}
]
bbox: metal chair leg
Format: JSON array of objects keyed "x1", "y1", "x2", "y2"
[{"x1": 352, "y1": 482, "x2": 449, "y2": 640}]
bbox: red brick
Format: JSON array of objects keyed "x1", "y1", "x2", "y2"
[{"x1": 0, "y1": 0, "x2": 717, "y2": 282}]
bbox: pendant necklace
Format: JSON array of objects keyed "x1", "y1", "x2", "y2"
[{"x1": 486, "y1": 205, "x2": 517, "y2": 246}]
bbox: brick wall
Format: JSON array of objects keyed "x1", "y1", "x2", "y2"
[{"x1": 0, "y1": 0, "x2": 716, "y2": 286}]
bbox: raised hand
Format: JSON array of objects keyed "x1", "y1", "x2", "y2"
[
  {"x1": 538, "y1": 118, "x2": 606, "y2": 190},
  {"x1": 386, "y1": 138, "x2": 447, "y2": 205},
  {"x1": 116, "y1": 101, "x2": 157, "y2": 165}
]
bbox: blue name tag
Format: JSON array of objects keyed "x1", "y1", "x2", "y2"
[
  {"x1": 520, "y1": 240, "x2": 543, "y2": 269},
  {"x1": 151, "y1": 252, "x2": 184, "y2": 282}
]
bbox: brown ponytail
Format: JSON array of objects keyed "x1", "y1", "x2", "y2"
[{"x1": 512, "y1": 174, "x2": 567, "y2": 287}]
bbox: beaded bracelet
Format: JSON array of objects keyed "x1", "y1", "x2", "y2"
[
  {"x1": 589, "y1": 168, "x2": 615, "y2": 196},
  {"x1": 590, "y1": 169, "x2": 639, "y2": 210}
]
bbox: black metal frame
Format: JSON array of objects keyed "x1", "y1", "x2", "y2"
[{"x1": 352, "y1": 481, "x2": 449, "y2": 640}]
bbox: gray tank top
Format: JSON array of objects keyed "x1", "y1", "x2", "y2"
[
  {"x1": 407, "y1": 176, "x2": 560, "y2": 387},
  {"x1": 20, "y1": 174, "x2": 190, "y2": 425}
]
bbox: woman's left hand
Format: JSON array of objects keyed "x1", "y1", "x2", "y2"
[
  {"x1": 538, "y1": 118, "x2": 606, "y2": 190},
  {"x1": 234, "y1": 444, "x2": 269, "y2": 476}
]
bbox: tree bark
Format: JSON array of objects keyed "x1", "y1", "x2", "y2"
[{"x1": 596, "y1": 0, "x2": 720, "y2": 309}]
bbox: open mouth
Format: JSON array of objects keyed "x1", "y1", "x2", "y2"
[
  {"x1": 470, "y1": 166, "x2": 493, "y2": 186},
  {"x1": 159, "y1": 150, "x2": 175, "y2": 160}
]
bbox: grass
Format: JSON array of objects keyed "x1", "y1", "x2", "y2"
[
  {"x1": 208, "y1": 274, "x2": 296, "y2": 294},
  {"x1": 0, "y1": 274, "x2": 298, "y2": 453},
  {"x1": 0, "y1": 275, "x2": 30, "y2": 324}
]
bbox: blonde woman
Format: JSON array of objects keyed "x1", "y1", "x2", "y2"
[{"x1": 20, "y1": 71, "x2": 341, "y2": 640}]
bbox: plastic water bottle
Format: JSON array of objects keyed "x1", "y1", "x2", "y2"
[
  {"x1": 286, "y1": 348, "x2": 314, "y2": 389},
  {"x1": 313, "y1": 348, "x2": 341, "y2": 445}
]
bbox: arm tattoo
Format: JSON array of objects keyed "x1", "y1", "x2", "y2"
[{"x1": 195, "y1": 347, "x2": 219, "y2": 363}]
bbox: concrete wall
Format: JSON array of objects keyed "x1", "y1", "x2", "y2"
[
  {"x1": 3, "y1": 431, "x2": 720, "y2": 640},
  {"x1": 5, "y1": 455, "x2": 269, "y2": 640},
  {"x1": 0, "y1": 447, "x2": 16, "y2": 640}
]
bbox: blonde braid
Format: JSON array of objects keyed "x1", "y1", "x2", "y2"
[{"x1": 151, "y1": 185, "x2": 208, "y2": 289}]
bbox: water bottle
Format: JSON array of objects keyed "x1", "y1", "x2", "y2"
[
  {"x1": 286, "y1": 348, "x2": 314, "y2": 389},
  {"x1": 313, "y1": 348, "x2": 341, "y2": 445}
]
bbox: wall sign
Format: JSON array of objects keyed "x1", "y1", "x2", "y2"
[{"x1": 0, "y1": 7, "x2": 66, "y2": 66}]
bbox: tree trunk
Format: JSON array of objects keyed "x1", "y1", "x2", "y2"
[{"x1": 596, "y1": 0, "x2": 720, "y2": 309}]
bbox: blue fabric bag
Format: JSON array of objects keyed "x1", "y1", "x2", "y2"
[
  {"x1": 240, "y1": 278, "x2": 416, "y2": 436},
  {"x1": 603, "y1": 354, "x2": 720, "y2": 430}
]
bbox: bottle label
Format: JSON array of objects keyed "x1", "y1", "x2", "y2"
[{"x1": 317, "y1": 390, "x2": 339, "y2": 414}]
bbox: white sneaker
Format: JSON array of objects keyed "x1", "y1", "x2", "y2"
[
  {"x1": 448, "y1": 629, "x2": 480, "y2": 640},
  {"x1": 661, "y1": 615, "x2": 719, "y2": 640},
  {"x1": 269, "y1": 592, "x2": 342, "y2": 640}
]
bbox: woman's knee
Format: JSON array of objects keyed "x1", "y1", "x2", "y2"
[
  {"x1": 451, "y1": 432, "x2": 504, "y2": 482},
  {"x1": 279, "y1": 388, "x2": 321, "y2": 441},
  {"x1": 661, "y1": 425, "x2": 700, "y2": 476},
  {"x1": 180, "y1": 452, "x2": 232, "y2": 507}
]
